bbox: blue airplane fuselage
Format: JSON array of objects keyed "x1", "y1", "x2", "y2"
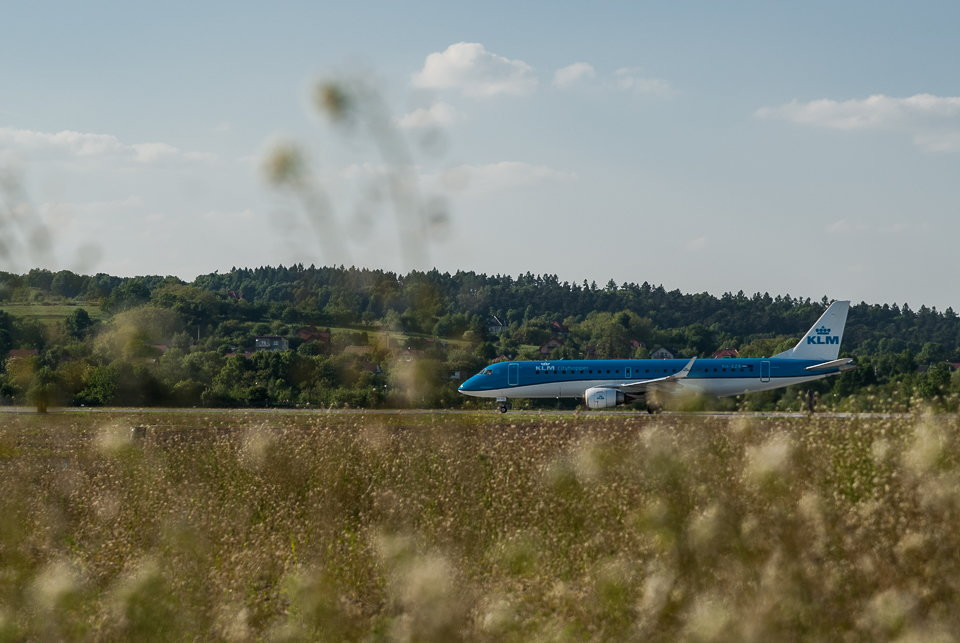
[{"x1": 457, "y1": 357, "x2": 841, "y2": 399}]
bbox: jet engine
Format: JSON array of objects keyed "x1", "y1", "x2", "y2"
[{"x1": 584, "y1": 387, "x2": 625, "y2": 409}]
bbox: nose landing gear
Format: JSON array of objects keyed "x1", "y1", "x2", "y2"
[{"x1": 495, "y1": 397, "x2": 510, "y2": 414}]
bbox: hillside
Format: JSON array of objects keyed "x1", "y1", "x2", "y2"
[{"x1": 0, "y1": 266, "x2": 957, "y2": 410}]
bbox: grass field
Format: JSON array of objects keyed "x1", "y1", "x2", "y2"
[
  {"x1": 0, "y1": 409, "x2": 957, "y2": 640},
  {"x1": 0, "y1": 303, "x2": 104, "y2": 325},
  {"x1": 325, "y1": 325, "x2": 470, "y2": 349}
]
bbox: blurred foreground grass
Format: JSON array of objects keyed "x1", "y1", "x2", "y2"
[{"x1": 0, "y1": 409, "x2": 958, "y2": 640}]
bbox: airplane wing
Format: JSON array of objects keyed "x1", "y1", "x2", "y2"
[
  {"x1": 617, "y1": 357, "x2": 697, "y2": 394},
  {"x1": 805, "y1": 357, "x2": 855, "y2": 372}
]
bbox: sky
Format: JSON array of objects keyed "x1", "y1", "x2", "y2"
[{"x1": 2, "y1": 1, "x2": 959, "y2": 310}]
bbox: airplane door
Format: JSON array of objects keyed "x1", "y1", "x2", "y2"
[
  {"x1": 761, "y1": 361, "x2": 771, "y2": 383},
  {"x1": 624, "y1": 367, "x2": 631, "y2": 379},
  {"x1": 508, "y1": 363, "x2": 519, "y2": 386}
]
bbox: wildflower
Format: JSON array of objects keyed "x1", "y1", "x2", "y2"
[
  {"x1": 857, "y1": 587, "x2": 916, "y2": 634},
  {"x1": 240, "y1": 426, "x2": 275, "y2": 469},
  {"x1": 477, "y1": 595, "x2": 517, "y2": 636},
  {"x1": 687, "y1": 503, "x2": 723, "y2": 554},
  {"x1": 744, "y1": 433, "x2": 792, "y2": 485},
  {"x1": 572, "y1": 440, "x2": 601, "y2": 482},
  {"x1": 94, "y1": 423, "x2": 134, "y2": 455},
  {"x1": 683, "y1": 593, "x2": 732, "y2": 642},
  {"x1": 902, "y1": 417, "x2": 945, "y2": 475},
  {"x1": 29, "y1": 560, "x2": 83, "y2": 612}
]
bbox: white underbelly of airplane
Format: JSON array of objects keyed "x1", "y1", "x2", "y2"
[{"x1": 678, "y1": 375, "x2": 830, "y2": 397}]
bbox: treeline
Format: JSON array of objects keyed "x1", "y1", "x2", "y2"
[{"x1": 1, "y1": 265, "x2": 959, "y2": 411}]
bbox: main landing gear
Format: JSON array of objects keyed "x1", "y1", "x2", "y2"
[
  {"x1": 642, "y1": 396, "x2": 663, "y2": 414},
  {"x1": 495, "y1": 397, "x2": 510, "y2": 414}
]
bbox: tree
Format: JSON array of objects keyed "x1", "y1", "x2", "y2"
[
  {"x1": 0, "y1": 310, "x2": 13, "y2": 357},
  {"x1": 27, "y1": 366, "x2": 58, "y2": 413},
  {"x1": 51, "y1": 270, "x2": 83, "y2": 298},
  {"x1": 77, "y1": 366, "x2": 118, "y2": 406},
  {"x1": 917, "y1": 342, "x2": 945, "y2": 365},
  {"x1": 917, "y1": 363, "x2": 950, "y2": 399},
  {"x1": 65, "y1": 308, "x2": 93, "y2": 339},
  {"x1": 104, "y1": 280, "x2": 151, "y2": 312},
  {"x1": 26, "y1": 268, "x2": 53, "y2": 292}
]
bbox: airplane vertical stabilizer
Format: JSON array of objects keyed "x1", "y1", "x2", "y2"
[{"x1": 772, "y1": 300, "x2": 850, "y2": 361}]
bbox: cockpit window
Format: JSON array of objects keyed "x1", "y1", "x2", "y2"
[{"x1": 481, "y1": 369, "x2": 493, "y2": 375}]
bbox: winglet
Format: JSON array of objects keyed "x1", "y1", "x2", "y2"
[{"x1": 672, "y1": 357, "x2": 697, "y2": 379}]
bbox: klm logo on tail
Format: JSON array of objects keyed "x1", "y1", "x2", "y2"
[
  {"x1": 807, "y1": 326, "x2": 839, "y2": 345},
  {"x1": 772, "y1": 301, "x2": 849, "y2": 361}
]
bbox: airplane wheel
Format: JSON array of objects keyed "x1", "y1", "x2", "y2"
[
  {"x1": 646, "y1": 403, "x2": 662, "y2": 415},
  {"x1": 497, "y1": 404, "x2": 509, "y2": 414}
]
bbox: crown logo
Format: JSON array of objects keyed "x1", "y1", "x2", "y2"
[{"x1": 815, "y1": 326, "x2": 831, "y2": 335}]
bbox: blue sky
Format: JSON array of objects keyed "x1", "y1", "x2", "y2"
[{"x1": 2, "y1": 1, "x2": 959, "y2": 309}]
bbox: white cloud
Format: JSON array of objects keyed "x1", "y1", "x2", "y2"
[
  {"x1": 553, "y1": 62, "x2": 596, "y2": 88},
  {"x1": 685, "y1": 236, "x2": 707, "y2": 251},
  {"x1": 438, "y1": 161, "x2": 574, "y2": 194},
  {"x1": 826, "y1": 219, "x2": 863, "y2": 234},
  {"x1": 0, "y1": 127, "x2": 214, "y2": 164},
  {"x1": 912, "y1": 131, "x2": 960, "y2": 152},
  {"x1": 39, "y1": 196, "x2": 144, "y2": 219},
  {"x1": 338, "y1": 162, "x2": 395, "y2": 181},
  {"x1": 131, "y1": 142, "x2": 180, "y2": 163},
  {"x1": 412, "y1": 42, "x2": 537, "y2": 97},
  {"x1": 200, "y1": 208, "x2": 256, "y2": 223},
  {"x1": 554, "y1": 62, "x2": 674, "y2": 96},
  {"x1": 613, "y1": 68, "x2": 674, "y2": 96},
  {"x1": 397, "y1": 102, "x2": 460, "y2": 129},
  {"x1": 827, "y1": 218, "x2": 927, "y2": 235},
  {"x1": 756, "y1": 93, "x2": 960, "y2": 151},
  {"x1": 332, "y1": 160, "x2": 573, "y2": 195}
]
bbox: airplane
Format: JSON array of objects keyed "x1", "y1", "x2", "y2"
[{"x1": 458, "y1": 300, "x2": 854, "y2": 413}]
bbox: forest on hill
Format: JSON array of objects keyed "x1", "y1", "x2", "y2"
[{"x1": 1, "y1": 265, "x2": 958, "y2": 411}]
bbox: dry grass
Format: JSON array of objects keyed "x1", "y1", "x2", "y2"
[{"x1": 0, "y1": 409, "x2": 958, "y2": 640}]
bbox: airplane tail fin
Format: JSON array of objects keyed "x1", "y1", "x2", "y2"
[{"x1": 772, "y1": 300, "x2": 850, "y2": 361}]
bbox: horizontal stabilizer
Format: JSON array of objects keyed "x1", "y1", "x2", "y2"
[{"x1": 805, "y1": 358, "x2": 855, "y2": 372}]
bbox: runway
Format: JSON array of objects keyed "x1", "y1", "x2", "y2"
[{"x1": 0, "y1": 406, "x2": 914, "y2": 419}]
